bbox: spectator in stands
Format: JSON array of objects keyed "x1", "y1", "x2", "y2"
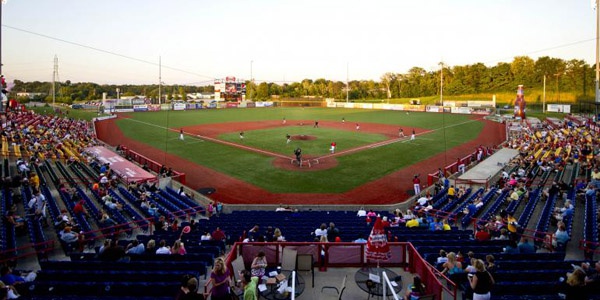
[
  {"x1": 247, "y1": 224, "x2": 261, "y2": 241},
  {"x1": 241, "y1": 269, "x2": 258, "y2": 300},
  {"x1": 561, "y1": 268, "x2": 587, "y2": 300},
  {"x1": 327, "y1": 222, "x2": 340, "y2": 242},
  {"x1": 73, "y1": 200, "x2": 87, "y2": 217},
  {"x1": 99, "y1": 239, "x2": 127, "y2": 262},
  {"x1": 206, "y1": 202, "x2": 214, "y2": 218},
  {"x1": 441, "y1": 252, "x2": 463, "y2": 276},
  {"x1": 403, "y1": 209, "x2": 415, "y2": 221},
  {"x1": 592, "y1": 168, "x2": 600, "y2": 188},
  {"x1": 98, "y1": 239, "x2": 111, "y2": 254},
  {"x1": 59, "y1": 226, "x2": 79, "y2": 247},
  {"x1": 99, "y1": 213, "x2": 117, "y2": 230},
  {"x1": 207, "y1": 257, "x2": 231, "y2": 300},
  {"x1": 215, "y1": 201, "x2": 223, "y2": 216},
  {"x1": 517, "y1": 237, "x2": 536, "y2": 254},
  {"x1": 553, "y1": 221, "x2": 570, "y2": 249},
  {"x1": 447, "y1": 185, "x2": 456, "y2": 201},
  {"x1": 155, "y1": 239, "x2": 171, "y2": 255},
  {"x1": 0, "y1": 266, "x2": 36, "y2": 294},
  {"x1": 29, "y1": 172, "x2": 39, "y2": 191},
  {"x1": 436, "y1": 250, "x2": 448, "y2": 265},
  {"x1": 474, "y1": 226, "x2": 491, "y2": 241},
  {"x1": 485, "y1": 255, "x2": 496, "y2": 273},
  {"x1": 502, "y1": 239, "x2": 520, "y2": 254},
  {"x1": 468, "y1": 259, "x2": 494, "y2": 300},
  {"x1": 125, "y1": 240, "x2": 145, "y2": 255},
  {"x1": 211, "y1": 227, "x2": 226, "y2": 242},
  {"x1": 314, "y1": 223, "x2": 328, "y2": 238},
  {"x1": 552, "y1": 201, "x2": 574, "y2": 226},
  {"x1": 0, "y1": 280, "x2": 20, "y2": 300},
  {"x1": 4, "y1": 211, "x2": 24, "y2": 231},
  {"x1": 251, "y1": 251, "x2": 268, "y2": 277},
  {"x1": 171, "y1": 240, "x2": 187, "y2": 255},
  {"x1": 175, "y1": 274, "x2": 204, "y2": 300},
  {"x1": 404, "y1": 275, "x2": 426, "y2": 300},
  {"x1": 273, "y1": 228, "x2": 285, "y2": 241},
  {"x1": 275, "y1": 205, "x2": 293, "y2": 212},
  {"x1": 201, "y1": 231, "x2": 212, "y2": 241},
  {"x1": 442, "y1": 219, "x2": 451, "y2": 231},
  {"x1": 356, "y1": 207, "x2": 367, "y2": 217},
  {"x1": 145, "y1": 239, "x2": 156, "y2": 255},
  {"x1": 354, "y1": 235, "x2": 367, "y2": 243}
]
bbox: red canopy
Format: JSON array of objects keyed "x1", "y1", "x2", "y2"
[
  {"x1": 366, "y1": 216, "x2": 391, "y2": 261},
  {"x1": 85, "y1": 146, "x2": 156, "y2": 183}
]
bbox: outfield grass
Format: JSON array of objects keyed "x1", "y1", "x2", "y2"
[{"x1": 115, "y1": 108, "x2": 483, "y2": 193}]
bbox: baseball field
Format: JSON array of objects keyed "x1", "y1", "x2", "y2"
[{"x1": 95, "y1": 107, "x2": 506, "y2": 205}]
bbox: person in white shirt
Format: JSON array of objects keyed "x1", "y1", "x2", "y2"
[
  {"x1": 155, "y1": 240, "x2": 171, "y2": 254},
  {"x1": 357, "y1": 207, "x2": 367, "y2": 217},
  {"x1": 314, "y1": 223, "x2": 328, "y2": 237}
]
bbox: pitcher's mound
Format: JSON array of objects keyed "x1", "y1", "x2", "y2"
[
  {"x1": 291, "y1": 135, "x2": 317, "y2": 141},
  {"x1": 273, "y1": 156, "x2": 338, "y2": 171}
]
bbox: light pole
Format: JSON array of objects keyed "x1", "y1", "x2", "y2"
[
  {"x1": 346, "y1": 62, "x2": 349, "y2": 103},
  {"x1": 594, "y1": 0, "x2": 600, "y2": 118},
  {"x1": 250, "y1": 60, "x2": 253, "y2": 82},
  {"x1": 439, "y1": 62, "x2": 444, "y2": 105},
  {"x1": 543, "y1": 75, "x2": 546, "y2": 113}
]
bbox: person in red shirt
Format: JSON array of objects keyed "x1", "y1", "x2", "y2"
[
  {"x1": 413, "y1": 174, "x2": 421, "y2": 196},
  {"x1": 211, "y1": 227, "x2": 226, "y2": 241},
  {"x1": 73, "y1": 200, "x2": 88, "y2": 217},
  {"x1": 330, "y1": 141, "x2": 336, "y2": 154},
  {"x1": 474, "y1": 226, "x2": 491, "y2": 241}
]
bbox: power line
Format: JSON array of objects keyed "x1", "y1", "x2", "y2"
[
  {"x1": 3, "y1": 24, "x2": 216, "y2": 80},
  {"x1": 484, "y1": 38, "x2": 595, "y2": 65}
]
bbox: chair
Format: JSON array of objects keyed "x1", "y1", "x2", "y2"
[
  {"x1": 281, "y1": 248, "x2": 298, "y2": 271},
  {"x1": 321, "y1": 274, "x2": 346, "y2": 299},
  {"x1": 297, "y1": 254, "x2": 314, "y2": 288}
]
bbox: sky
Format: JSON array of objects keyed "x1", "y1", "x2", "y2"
[{"x1": 0, "y1": 0, "x2": 597, "y2": 85}]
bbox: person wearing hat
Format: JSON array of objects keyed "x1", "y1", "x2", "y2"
[{"x1": 412, "y1": 174, "x2": 421, "y2": 196}]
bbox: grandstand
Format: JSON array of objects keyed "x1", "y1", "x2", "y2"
[{"x1": 1, "y1": 109, "x2": 600, "y2": 300}]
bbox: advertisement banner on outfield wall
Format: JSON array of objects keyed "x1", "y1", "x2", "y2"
[
  {"x1": 133, "y1": 105, "x2": 148, "y2": 112},
  {"x1": 147, "y1": 105, "x2": 161, "y2": 111},
  {"x1": 185, "y1": 103, "x2": 197, "y2": 110},
  {"x1": 451, "y1": 107, "x2": 473, "y2": 114},
  {"x1": 226, "y1": 102, "x2": 239, "y2": 108},
  {"x1": 246, "y1": 102, "x2": 256, "y2": 108},
  {"x1": 547, "y1": 104, "x2": 571, "y2": 113},
  {"x1": 404, "y1": 105, "x2": 424, "y2": 112},
  {"x1": 173, "y1": 103, "x2": 186, "y2": 111},
  {"x1": 426, "y1": 106, "x2": 441, "y2": 112}
]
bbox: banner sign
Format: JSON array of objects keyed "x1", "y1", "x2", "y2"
[{"x1": 133, "y1": 105, "x2": 148, "y2": 112}]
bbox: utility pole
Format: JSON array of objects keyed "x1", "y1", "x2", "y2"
[
  {"x1": 346, "y1": 62, "x2": 349, "y2": 103},
  {"x1": 543, "y1": 75, "x2": 546, "y2": 113},
  {"x1": 439, "y1": 62, "x2": 444, "y2": 105},
  {"x1": 52, "y1": 55, "x2": 59, "y2": 106},
  {"x1": 158, "y1": 56, "x2": 162, "y2": 105},
  {"x1": 594, "y1": 0, "x2": 600, "y2": 118}
]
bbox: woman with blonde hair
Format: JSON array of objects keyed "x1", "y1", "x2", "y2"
[
  {"x1": 441, "y1": 252, "x2": 463, "y2": 275},
  {"x1": 468, "y1": 259, "x2": 494, "y2": 300},
  {"x1": 273, "y1": 228, "x2": 285, "y2": 241},
  {"x1": 563, "y1": 268, "x2": 587, "y2": 300},
  {"x1": 171, "y1": 240, "x2": 187, "y2": 255},
  {"x1": 207, "y1": 257, "x2": 231, "y2": 300}
]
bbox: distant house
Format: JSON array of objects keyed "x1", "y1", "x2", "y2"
[
  {"x1": 186, "y1": 92, "x2": 214, "y2": 100},
  {"x1": 16, "y1": 92, "x2": 46, "y2": 99}
]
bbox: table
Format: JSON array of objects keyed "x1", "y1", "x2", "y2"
[
  {"x1": 260, "y1": 270, "x2": 305, "y2": 300},
  {"x1": 355, "y1": 267, "x2": 403, "y2": 297}
]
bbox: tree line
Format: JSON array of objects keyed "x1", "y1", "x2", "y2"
[{"x1": 11, "y1": 55, "x2": 595, "y2": 104}]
